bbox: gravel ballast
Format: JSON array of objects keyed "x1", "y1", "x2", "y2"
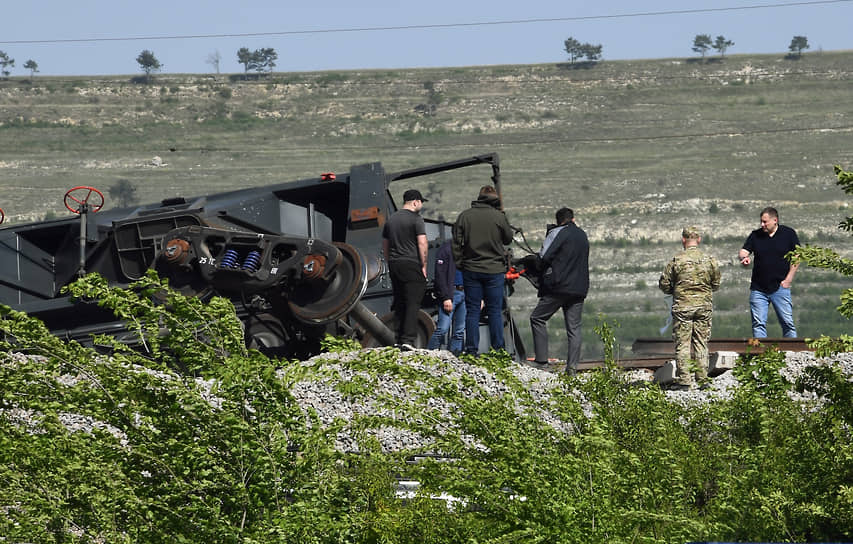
[{"x1": 4, "y1": 348, "x2": 852, "y2": 454}]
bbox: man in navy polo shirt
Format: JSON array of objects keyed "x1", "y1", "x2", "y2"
[{"x1": 738, "y1": 207, "x2": 800, "y2": 338}]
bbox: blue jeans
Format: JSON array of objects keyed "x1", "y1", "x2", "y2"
[
  {"x1": 462, "y1": 270, "x2": 505, "y2": 355},
  {"x1": 427, "y1": 288, "x2": 466, "y2": 353},
  {"x1": 750, "y1": 287, "x2": 796, "y2": 338}
]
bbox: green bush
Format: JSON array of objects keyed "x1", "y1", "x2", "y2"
[{"x1": 1, "y1": 272, "x2": 851, "y2": 542}]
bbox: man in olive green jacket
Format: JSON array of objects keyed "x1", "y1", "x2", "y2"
[{"x1": 452, "y1": 185, "x2": 514, "y2": 355}]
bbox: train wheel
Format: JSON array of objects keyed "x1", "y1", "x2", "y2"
[
  {"x1": 288, "y1": 242, "x2": 368, "y2": 324},
  {"x1": 246, "y1": 313, "x2": 289, "y2": 352}
]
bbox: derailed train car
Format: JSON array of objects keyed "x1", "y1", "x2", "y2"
[{"x1": 0, "y1": 153, "x2": 527, "y2": 360}]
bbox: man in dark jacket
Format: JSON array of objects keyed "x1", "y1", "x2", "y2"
[
  {"x1": 529, "y1": 207, "x2": 589, "y2": 374},
  {"x1": 452, "y1": 185, "x2": 514, "y2": 355},
  {"x1": 426, "y1": 240, "x2": 466, "y2": 354}
]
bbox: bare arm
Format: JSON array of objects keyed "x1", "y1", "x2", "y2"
[
  {"x1": 782, "y1": 262, "x2": 799, "y2": 288},
  {"x1": 738, "y1": 248, "x2": 751, "y2": 266},
  {"x1": 382, "y1": 238, "x2": 390, "y2": 264}
]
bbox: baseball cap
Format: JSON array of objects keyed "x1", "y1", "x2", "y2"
[
  {"x1": 682, "y1": 225, "x2": 701, "y2": 239},
  {"x1": 403, "y1": 189, "x2": 428, "y2": 202}
]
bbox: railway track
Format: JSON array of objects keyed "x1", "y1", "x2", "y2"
[
  {"x1": 535, "y1": 337, "x2": 815, "y2": 373},
  {"x1": 631, "y1": 337, "x2": 814, "y2": 356}
]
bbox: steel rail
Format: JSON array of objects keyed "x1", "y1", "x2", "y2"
[
  {"x1": 527, "y1": 337, "x2": 815, "y2": 373},
  {"x1": 632, "y1": 337, "x2": 814, "y2": 355}
]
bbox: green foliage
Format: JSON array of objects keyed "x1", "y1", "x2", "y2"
[
  {"x1": 580, "y1": 43, "x2": 603, "y2": 62},
  {"x1": 808, "y1": 334, "x2": 853, "y2": 357},
  {"x1": 0, "y1": 50, "x2": 14, "y2": 77},
  {"x1": 320, "y1": 334, "x2": 363, "y2": 353},
  {"x1": 709, "y1": 347, "x2": 853, "y2": 540},
  {"x1": 712, "y1": 36, "x2": 734, "y2": 58},
  {"x1": 108, "y1": 178, "x2": 138, "y2": 208},
  {"x1": 692, "y1": 34, "x2": 712, "y2": 58},
  {"x1": 136, "y1": 50, "x2": 161, "y2": 83},
  {"x1": 0, "y1": 272, "x2": 310, "y2": 541},
  {"x1": 563, "y1": 37, "x2": 603, "y2": 64},
  {"x1": 834, "y1": 165, "x2": 853, "y2": 233},
  {"x1": 593, "y1": 315, "x2": 620, "y2": 366},
  {"x1": 23, "y1": 59, "x2": 39, "y2": 78},
  {"x1": 789, "y1": 36, "x2": 810, "y2": 57},
  {"x1": 237, "y1": 47, "x2": 277, "y2": 76},
  {"x1": 1, "y1": 274, "x2": 852, "y2": 542},
  {"x1": 790, "y1": 165, "x2": 853, "y2": 330},
  {"x1": 236, "y1": 47, "x2": 252, "y2": 77}
]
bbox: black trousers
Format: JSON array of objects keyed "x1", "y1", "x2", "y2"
[{"x1": 389, "y1": 260, "x2": 427, "y2": 345}]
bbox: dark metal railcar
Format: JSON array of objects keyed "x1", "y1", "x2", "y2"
[{"x1": 0, "y1": 153, "x2": 526, "y2": 360}]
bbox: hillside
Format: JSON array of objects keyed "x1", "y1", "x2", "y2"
[{"x1": 1, "y1": 51, "x2": 851, "y2": 357}]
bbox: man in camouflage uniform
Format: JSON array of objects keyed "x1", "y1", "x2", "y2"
[{"x1": 658, "y1": 226, "x2": 721, "y2": 388}]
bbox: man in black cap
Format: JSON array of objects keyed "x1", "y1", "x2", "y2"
[{"x1": 382, "y1": 189, "x2": 429, "y2": 349}]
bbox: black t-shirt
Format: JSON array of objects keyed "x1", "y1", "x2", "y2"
[
  {"x1": 382, "y1": 209, "x2": 425, "y2": 264},
  {"x1": 742, "y1": 224, "x2": 800, "y2": 293}
]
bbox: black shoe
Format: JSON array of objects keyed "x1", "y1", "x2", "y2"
[
  {"x1": 399, "y1": 343, "x2": 416, "y2": 352},
  {"x1": 527, "y1": 357, "x2": 549, "y2": 364},
  {"x1": 666, "y1": 383, "x2": 691, "y2": 391}
]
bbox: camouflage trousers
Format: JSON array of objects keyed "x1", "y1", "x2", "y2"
[{"x1": 671, "y1": 306, "x2": 713, "y2": 385}]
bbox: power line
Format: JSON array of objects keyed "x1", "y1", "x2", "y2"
[{"x1": 1, "y1": 0, "x2": 850, "y2": 45}]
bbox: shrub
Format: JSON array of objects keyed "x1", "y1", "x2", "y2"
[{"x1": 0, "y1": 273, "x2": 851, "y2": 542}]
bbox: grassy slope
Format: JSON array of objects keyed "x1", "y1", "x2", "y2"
[{"x1": 1, "y1": 52, "x2": 851, "y2": 358}]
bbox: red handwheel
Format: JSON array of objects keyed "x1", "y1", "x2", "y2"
[
  {"x1": 64, "y1": 186, "x2": 105, "y2": 214},
  {"x1": 0, "y1": 207, "x2": 5, "y2": 224}
]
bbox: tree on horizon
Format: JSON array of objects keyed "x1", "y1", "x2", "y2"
[
  {"x1": 237, "y1": 47, "x2": 278, "y2": 77},
  {"x1": 713, "y1": 36, "x2": 734, "y2": 58},
  {"x1": 580, "y1": 43, "x2": 603, "y2": 62},
  {"x1": 206, "y1": 50, "x2": 221, "y2": 74},
  {"x1": 136, "y1": 50, "x2": 161, "y2": 83},
  {"x1": 0, "y1": 51, "x2": 14, "y2": 78},
  {"x1": 23, "y1": 60, "x2": 38, "y2": 79},
  {"x1": 564, "y1": 37, "x2": 603, "y2": 65},
  {"x1": 254, "y1": 48, "x2": 277, "y2": 74},
  {"x1": 692, "y1": 34, "x2": 712, "y2": 59},
  {"x1": 789, "y1": 36, "x2": 810, "y2": 58},
  {"x1": 108, "y1": 179, "x2": 138, "y2": 209}
]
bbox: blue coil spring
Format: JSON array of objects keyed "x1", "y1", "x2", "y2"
[
  {"x1": 241, "y1": 250, "x2": 261, "y2": 272},
  {"x1": 220, "y1": 248, "x2": 240, "y2": 269}
]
